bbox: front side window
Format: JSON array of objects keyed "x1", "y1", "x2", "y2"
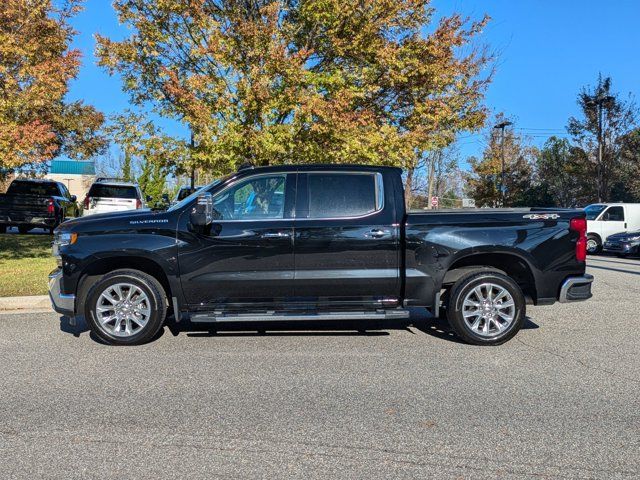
[
  {"x1": 307, "y1": 173, "x2": 380, "y2": 219},
  {"x1": 602, "y1": 206, "x2": 624, "y2": 221},
  {"x1": 213, "y1": 174, "x2": 286, "y2": 220}
]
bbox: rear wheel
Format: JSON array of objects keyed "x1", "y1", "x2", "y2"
[
  {"x1": 18, "y1": 225, "x2": 32, "y2": 234},
  {"x1": 0, "y1": 225, "x2": 6, "y2": 234},
  {"x1": 586, "y1": 235, "x2": 601, "y2": 254},
  {"x1": 446, "y1": 271, "x2": 525, "y2": 346},
  {"x1": 84, "y1": 269, "x2": 167, "y2": 346}
]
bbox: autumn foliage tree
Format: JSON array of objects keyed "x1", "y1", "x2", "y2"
[
  {"x1": 466, "y1": 115, "x2": 538, "y2": 207},
  {"x1": 0, "y1": 0, "x2": 106, "y2": 175},
  {"x1": 96, "y1": 0, "x2": 492, "y2": 179}
]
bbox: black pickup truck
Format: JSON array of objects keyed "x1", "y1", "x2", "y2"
[
  {"x1": 0, "y1": 179, "x2": 79, "y2": 234},
  {"x1": 49, "y1": 164, "x2": 593, "y2": 346}
]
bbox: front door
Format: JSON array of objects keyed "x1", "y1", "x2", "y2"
[
  {"x1": 293, "y1": 170, "x2": 401, "y2": 309},
  {"x1": 178, "y1": 172, "x2": 296, "y2": 308},
  {"x1": 600, "y1": 206, "x2": 626, "y2": 240}
]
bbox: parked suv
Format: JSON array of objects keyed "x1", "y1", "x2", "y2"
[{"x1": 82, "y1": 179, "x2": 146, "y2": 216}]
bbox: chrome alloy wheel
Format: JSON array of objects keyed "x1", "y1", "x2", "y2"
[
  {"x1": 461, "y1": 282, "x2": 516, "y2": 338},
  {"x1": 586, "y1": 238, "x2": 599, "y2": 253},
  {"x1": 94, "y1": 283, "x2": 151, "y2": 337}
]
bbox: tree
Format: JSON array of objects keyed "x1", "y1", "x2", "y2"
[
  {"x1": 567, "y1": 75, "x2": 637, "y2": 202},
  {"x1": 96, "y1": 0, "x2": 492, "y2": 178},
  {"x1": 0, "y1": 0, "x2": 106, "y2": 175},
  {"x1": 107, "y1": 111, "x2": 189, "y2": 203},
  {"x1": 535, "y1": 137, "x2": 588, "y2": 207},
  {"x1": 466, "y1": 116, "x2": 537, "y2": 207}
]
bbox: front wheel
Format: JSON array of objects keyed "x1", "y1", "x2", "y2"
[
  {"x1": 446, "y1": 271, "x2": 526, "y2": 346},
  {"x1": 586, "y1": 235, "x2": 601, "y2": 254},
  {"x1": 84, "y1": 269, "x2": 167, "y2": 346}
]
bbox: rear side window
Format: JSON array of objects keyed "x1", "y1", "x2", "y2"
[
  {"x1": 602, "y1": 206, "x2": 624, "y2": 221},
  {"x1": 88, "y1": 184, "x2": 139, "y2": 199},
  {"x1": 307, "y1": 173, "x2": 380, "y2": 218},
  {"x1": 8, "y1": 181, "x2": 60, "y2": 196}
]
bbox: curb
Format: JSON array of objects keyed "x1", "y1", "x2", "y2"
[{"x1": 0, "y1": 295, "x2": 52, "y2": 314}]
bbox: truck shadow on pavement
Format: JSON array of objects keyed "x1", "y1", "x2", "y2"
[{"x1": 59, "y1": 310, "x2": 539, "y2": 346}]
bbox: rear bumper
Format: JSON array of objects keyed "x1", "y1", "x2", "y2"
[
  {"x1": 0, "y1": 213, "x2": 56, "y2": 228},
  {"x1": 48, "y1": 269, "x2": 75, "y2": 316},
  {"x1": 558, "y1": 274, "x2": 594, "y2": 303}
]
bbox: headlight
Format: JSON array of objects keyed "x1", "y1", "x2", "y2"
[
  {"x1": 626, "y1": 235, "x2": 640, "y2": 242},
  {"x1": 52, "y1": 232, "x2": 77, "y2": 262},
  {"x1": 54, "y1": 232, "x2": 78, "y2": 247}
]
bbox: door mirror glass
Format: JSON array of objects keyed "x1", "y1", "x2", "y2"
[{"x1": 189, "y1": 192, "x2": 215, "y2": 227}]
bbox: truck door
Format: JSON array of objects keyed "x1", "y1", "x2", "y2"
[
  {"x1": 293, "y1": 170, "x2": 401, "y2": 309},
  {"x1": 178, "y1": 172, "x2": 296, "y2": 307}
]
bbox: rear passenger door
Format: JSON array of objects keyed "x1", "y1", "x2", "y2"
[{"x1": 293, "y1": 171, "x2": 401, "y2": 309}]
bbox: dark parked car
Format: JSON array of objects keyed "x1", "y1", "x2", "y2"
[
  {"x1": 50, "y1": 165, "x2": 593, "y2": 346},
  {"x1": 171, "y1": 185, "x2": 205, "y2": 205},
  {"x1": 603, "y1": 230, "x2": 640, "y2": 257},
  {"x1": 0, "y1": 179, "x2": 79, "y2": 234}
]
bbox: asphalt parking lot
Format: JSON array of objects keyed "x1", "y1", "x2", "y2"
[{"x1": 0, "y1": 255, "x2": 638, "y2": 479}]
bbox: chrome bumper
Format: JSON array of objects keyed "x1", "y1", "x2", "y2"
[
  {"x1": 48, "y1": 269, "x2": 75, "y2": 316},
  {"x1": 559, "y1": 274, "x2": 594, "y2": 303}
]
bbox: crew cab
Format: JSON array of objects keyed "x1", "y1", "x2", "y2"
[
  {"x1": 0, "y1": 179, "x2": 79, "y2": 234},
  {"x1": 49, "y1": 165, "x2": 593, "y2": 346}
]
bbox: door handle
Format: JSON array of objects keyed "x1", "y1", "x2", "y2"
[
  {"x1": 365, "y1": 229, "x2": 391, "y2": 239},
  {"x1": 261, "y1": 231, "x2": 291, "y2": 239}
]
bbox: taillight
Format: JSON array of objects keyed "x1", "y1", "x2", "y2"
[
  {"x1": 83, "y1": 196, "x2": 90, "y2": 209},
  {"x1": 47, "y1": 198, "x2": 55, "y2": 215},
  {"x1": 570, "y1": 217, "x2": 587, "y2": 262},
  {"x1": 136, "y1": 198, "x2": 142, "y2": 209}
]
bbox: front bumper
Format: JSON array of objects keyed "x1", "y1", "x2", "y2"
[
  {"x1": 48, "y1": 269, "x2": 75, "y2": 316},
  {"x1": 558, "y1": 274, "x2": 594, "y2": 303},
  {"x1": 603, "y1": 240, "x2": 640, "y2": 255}
]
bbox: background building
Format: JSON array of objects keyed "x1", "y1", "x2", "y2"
[{"x1": 45, "y1": 160, "x2": 96, "y2": 199}]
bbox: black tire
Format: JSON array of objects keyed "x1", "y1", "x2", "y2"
[
  {"x1": 446, "y1": 271, "x2": 526, "y2": 346},
  {"x1": 0, "y1": 225, "x2": 6, "y2": 234},
  {"x1": 586, "y1": 235, "x2": 601, "y2": 254},
  {"x1": 84, "y1": 269, "x2": 167, "y2": 346},
  {"x1": 18, "y1": 225, "x2": 32, "y2": 234}
]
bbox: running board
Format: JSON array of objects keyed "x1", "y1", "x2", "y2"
[{"x1": 189, "y1": 309, "x2": 410, "y2": 323}]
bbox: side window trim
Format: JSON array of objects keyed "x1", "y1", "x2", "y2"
[
  {"x1": 210, "y1": 172, "x2": 295, "y2": 222},
  {"x1": 297, "y1": 171, "x2": 384, "y2": 220}
]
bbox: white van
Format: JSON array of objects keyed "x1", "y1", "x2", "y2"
[{"x1": 584, "y1": 203, "x2": 640, "y2": 253}]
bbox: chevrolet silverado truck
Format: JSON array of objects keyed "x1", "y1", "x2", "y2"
[
  {"x1": 0, "y1": 178, "x2": 79, "y2": 234},
  {"x1": 49, "y1": 165, "x2": 593, "y2": 346}
]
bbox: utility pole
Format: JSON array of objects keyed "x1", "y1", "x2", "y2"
[
  {"x1": 427, "y1": 150, "x2": 440, "y2": 209},
  {"x1": 493, "y1": 121, "x2": 512, "y2": 207},
  {"x1": 591, "y1": 94, "x2": 614, "y2": 202},
  {"x1": 190, "y1": 129, "x2": 195, "y2": 189}
]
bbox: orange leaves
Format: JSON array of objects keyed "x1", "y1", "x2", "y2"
[{"x1": 0, "y1": 0, "x2": 105, "y2": 169}]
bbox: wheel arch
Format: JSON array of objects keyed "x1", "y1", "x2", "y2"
[
  {"x1": 443, "y1": 252, "x2": 537, "y2": 303},
  {"x1": 77, "y1": 256, "x2": 173, "y2": 315}
]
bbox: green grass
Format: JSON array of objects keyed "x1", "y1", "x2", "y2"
[{"x1": 0, "y1": 234, "x2": 57, "y2": 296}]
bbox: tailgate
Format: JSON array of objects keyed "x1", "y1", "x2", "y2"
[
  {"x1": 88, "y1": 197, "x2": 137, "y2": 212},
  {"x1": 0, "y1": 194, "x2": 49, "y2": 215}
]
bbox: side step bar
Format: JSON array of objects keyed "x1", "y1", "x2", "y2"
[{"x1": 190, "y1": 309, "x2": 410, "y2": 323}]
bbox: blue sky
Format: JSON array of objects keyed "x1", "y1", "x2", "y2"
[{"x1": 67, "y1": 0, "x2": 640, "y2": 165}]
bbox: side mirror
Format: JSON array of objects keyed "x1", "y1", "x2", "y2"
[
  {"x1": 189, "y1": 192, "x2": 214, "y2": 228},
  {"x1": 70, "y1": 195, "x2": 77, "y2": 202}
]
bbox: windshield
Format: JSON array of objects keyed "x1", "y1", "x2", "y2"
[
  {"x1": 167, "y1": 178, "x2": 226, "y2": 212},
  {"x1": 8, "y1": 181, "x2": 59, "y2": 196},
  {"x1": 584, "y1": 204, "x2": 606, "y2": 220}
]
